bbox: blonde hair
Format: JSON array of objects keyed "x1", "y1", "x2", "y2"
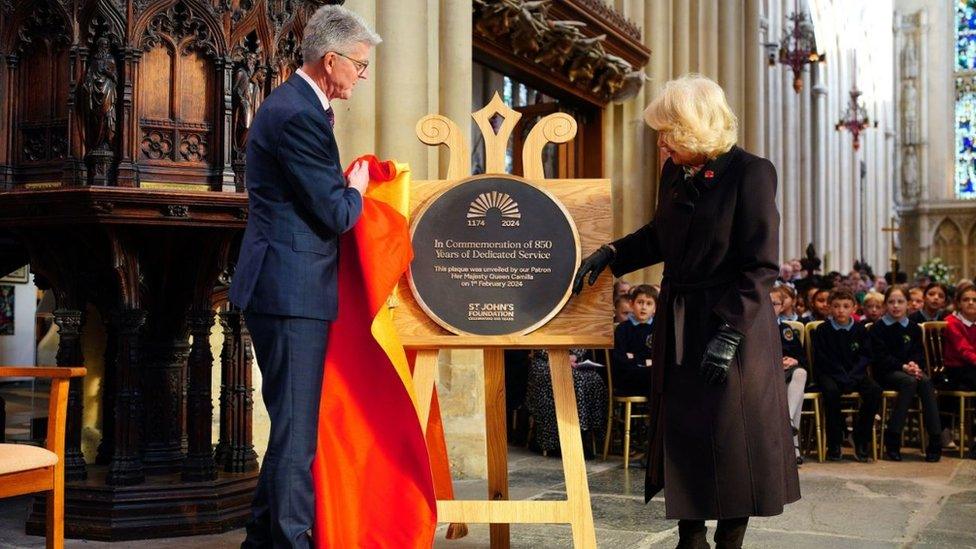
[
  {"x1": 861, "y1": 291, "x2": 884, "y2": 306},
  {"x1": 644, "y1": 74, "x2": 738, "y2": 159}
]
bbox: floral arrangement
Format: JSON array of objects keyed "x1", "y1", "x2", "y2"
[{"x1": 915, "y1": 257, "x2": 955, "y2": 285}]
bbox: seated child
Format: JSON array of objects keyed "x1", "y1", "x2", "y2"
[
  {"x1": 803, "y1": 288, "x2": 830, "y2": 323},
  {"x1": 859, "y1": 291, "x2": 884, "y2": 326},
  {"x1": 907, "y1": 286, "x2": 925, "y2": 317},
  {"x1": 909, "y1": 282, "x2": 948, "y2": 323},
  {"x1": 613, "y1": 294, "x2": 632, "y2": 324},
  {"x1": 942, "y1": 283, "x2": 976, "y2": 459},
  {"x1": 868, "y1": 286, "x2": 942, "y2": 462},
  {"x1": 812, "y1": 288, "x2": 882, "y2": 461},
  {"x1": 774, "y1": 285, "x2": 799, "y2": 322},
  {"x1": 611, "y1": 285, "x2": 656, "y2": 397},
  {"x1": 771, "y1": 288, "x2": 808, "y2": 463}
]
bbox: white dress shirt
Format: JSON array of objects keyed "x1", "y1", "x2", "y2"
[{"x1": 295, "y1": 69, "x2": 331, "y2": 113}]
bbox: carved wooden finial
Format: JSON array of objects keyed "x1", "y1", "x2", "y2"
[
  {"x1": 415, "y1": 115, "x2": 470, "y2": 181},
  {"x1": 471, "y1": 92, "x2": 522, "y2": 175},
  {"x1": 521, "y1": 112, "x2": 577, "y2": 180}
]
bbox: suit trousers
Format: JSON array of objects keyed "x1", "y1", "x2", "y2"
[
  {"x1": 817, "y1": 375, "x2": 882, "y2": 450},
  {"x1": 242, "y1": 312, "x2": 330, "y2": 549}
]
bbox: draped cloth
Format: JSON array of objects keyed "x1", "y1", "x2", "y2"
[{"x1": 312, "y1": 155, "x2": 453, "y2": 547}]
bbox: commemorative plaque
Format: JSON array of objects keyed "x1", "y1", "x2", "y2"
[{"x1": 408, "y1": 174, "x2": 581, "y2": 336}]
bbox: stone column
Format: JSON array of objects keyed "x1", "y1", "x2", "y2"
[
  {"x1": 376, "y1": 0, "x2": 430, "y2": 178},
  {"x1": 54, "y1": 308, "x2": 87, "y2": 481},
  {"x1": 718, "y1": 0, "x2": 744, "y2": 121},
  {"x1": 183, "y1": 308, "x2": 217, "y2": 481},
  {"x1": 336, "y1": 0, "x2": 377, "y2": 160},
  {"x1": 811, "y1": 64, "x2": 829, "y2": 253},
  {"x1": 800, "y1": 71, "x2": 813, "y2": 249},
  {"x1": 621, "y1": 0, "x2": 647, "y2": 238},
  {"x1": 106, "y1": 309, "x2": 146, "y2": 486},
  {"x1": 743, "y1": 0, "x2": 765, "y2": 155},
  {"x1": 701, "y1": 0, "x2": 720, "y2": 80},
  {"x1": 438, "y1": 0, "x2": 472, "y2": 179},
  {"x1": 782, "y1": 71, "x2": 797, "y2": 260},
  {"x1": 672, "y1": 0, "x2": 691, "y2": 75}
]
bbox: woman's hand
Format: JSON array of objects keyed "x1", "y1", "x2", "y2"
[
  {"x1": 782, "y1": 356, "x2": 798, "y2": 370},
  {"x1": 572, "y1": 245, "x2": 615, "y2": 295}
]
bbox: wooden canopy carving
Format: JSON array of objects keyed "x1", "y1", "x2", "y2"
[{"x1": 474, "y1": 0, "x2": 651, "y2": 107}]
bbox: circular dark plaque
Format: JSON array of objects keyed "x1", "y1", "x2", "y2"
[{"x1": 409, "y1": 174, "x2": 580, "y2": 336}]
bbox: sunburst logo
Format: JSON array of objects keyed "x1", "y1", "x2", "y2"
[{"x1": 467, "y1": 191, "x2": 521, "y2": 220}]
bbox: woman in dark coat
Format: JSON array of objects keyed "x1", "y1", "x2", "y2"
[{"x1": 574, "y1": 74, "x2": 800, "y2": 549}]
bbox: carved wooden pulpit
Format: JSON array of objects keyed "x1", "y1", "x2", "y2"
[{"x1": 0, "y1": 0, "x2": 339, "y2": 540}]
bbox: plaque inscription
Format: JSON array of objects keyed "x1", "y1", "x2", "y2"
[{"x1": 409, "y1": 175, "x2": 580, "y2": 336}]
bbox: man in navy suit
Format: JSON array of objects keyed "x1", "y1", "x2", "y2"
[{"x1": 228, "y1": 6, "x2": 380, "y2": 548}]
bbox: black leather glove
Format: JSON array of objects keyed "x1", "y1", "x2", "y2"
[
  {"x1": 699, "y1": 323, "x2": 743, "y2": 385},
  {"x1": 572, "y1": 245, "x2": 615, "y2": 295}
]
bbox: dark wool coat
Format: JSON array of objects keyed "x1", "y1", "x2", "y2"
[{"x1": 610, "y1": 146, "x2": 800, "y2": 520}]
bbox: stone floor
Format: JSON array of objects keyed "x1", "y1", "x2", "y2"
[{"x1": 1, "y1": 445, "x2": 975, "y2": 548}]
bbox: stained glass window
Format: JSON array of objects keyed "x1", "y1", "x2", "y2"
[{"x1": 956, "y1": 1, "x2": 976, "y2": 198}]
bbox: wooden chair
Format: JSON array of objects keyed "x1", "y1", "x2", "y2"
[
  {"x1": 785, "y1": 320, "x2": 824, "y2": 462},
  {"x1": 923, "y1": 321, "x2": 976, "y2": 457},
  {"x1": 600, "y1": 349, "x2": 649, "y2": 468},
  {"x1": 804, "y1": 320, "x2": 877, "y2": 459},
  {"x1": 0, "y1": 366, "x2": 86, "y2": 549}
]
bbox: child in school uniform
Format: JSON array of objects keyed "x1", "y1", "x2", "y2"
[
  {"x1": 611, "y1": 285, "x2": 656, "y2": 397},
  {"x1": 613, "y1": 294, "x2": 633, "y2": 324},
  {"x1": 909, "y1": 282, "x2": 948, "y2": 323},
  {"x1": 869, "y1": 286, "x2": 943, "y2": 462},
  {"x1": 812, "y1": 288, "x2": 882, "y2": 461},
  {"x1": 907, "y1": 286, "x2": 925, "y2": 317},
  {"x1": 771, "y1": 287, "x2": 808, "y2": 464},
  {"x1": 942, "y1": 283, "x2": 976, "y2": 459},
  {"x1": 859, "y1": 291, "x2": 885, "y2": 326}
]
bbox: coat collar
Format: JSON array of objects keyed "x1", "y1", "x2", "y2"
[
  {"x1": 669, "y1": 146, "x2": 740, "y2": 209},
  {"x1": 685, "y1": 145, "x2": 739, "y2": 190}
]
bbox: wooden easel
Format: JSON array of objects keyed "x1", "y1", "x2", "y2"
[{"x1": 395, "y1": 94, "x2": 612, "y2": 549}]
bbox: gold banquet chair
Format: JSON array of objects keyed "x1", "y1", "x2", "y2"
[
  {"x1": 804, "y1": 320, "x2": 877, "y2": 459},
  {"x1": 923, "y1": 321, "x2": 976, "y2": 457},
  {"x1": 0, "y1": 366, "x2": 86, "y2": 549},
  {"x1": 601, "y1": 349, "x2": 649, "y2": 469},
  {"x1": 786, "y1": 320, "x2": 824, "y2": 462}
]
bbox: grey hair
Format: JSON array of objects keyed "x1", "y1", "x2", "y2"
[{"x1": 302, "y1": 6, "x2": 382, "y2": 63}]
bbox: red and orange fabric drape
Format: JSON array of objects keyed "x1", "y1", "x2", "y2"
[{"x1": 311, "y1": 155, "x2": 456, "y2": 547}]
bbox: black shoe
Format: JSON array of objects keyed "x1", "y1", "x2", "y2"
[
  {"x1": 854, "y1": 443, "x2": 872, "y2": 462},
  {"x1": 796, "y1": 455, "x2": 804, "y2": 465},
  {"x1": 826, "y1": 446, "x2": 842, "y2": 461},
  {"x1": 925, "y1": 442, "x2": 943, "y2": 462},
  {"x1": 925, "y1": 451, "x2": 941, "y2": 462},
  {"x1": 968, "y1": 443, "x2": 976, "y2": 460},
  {"x1": 883, "y1": 432, "x2": 901, "y2": 461}
]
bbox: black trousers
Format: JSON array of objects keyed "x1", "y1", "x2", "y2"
[
  {"x1": 879, "y1": 371, "x2": 941, "y2": 446},
  {"x1": 943, "y1": 367, "x2": 976, "y2": 436},
  {"x1": 242, "y1": 312, "x2": 331, "y2": 549},
  {"x1": 818, "y1": 375, "x2": 882, "y2": 449},
  {"x1": 613, "y1": 366, "x2": 652, "y2": 397}
]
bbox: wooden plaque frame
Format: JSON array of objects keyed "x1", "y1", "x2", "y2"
[{"x1": 400, "y1": 94, "x2": 612, "y2": 549}]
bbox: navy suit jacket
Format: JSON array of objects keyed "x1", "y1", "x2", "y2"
[{"x1": 229, "y1": 75, "x2": 363, "y2": 320}]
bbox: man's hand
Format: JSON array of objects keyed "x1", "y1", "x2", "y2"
[
  {"x1": 782, "y1": 356, "x2": 798, "y2": 369},
  {"x1": 700, "y1": 323, "x2": 743, "y2": 385},
  {"x1": 346, "y1": 160, "x2": 369, "y2": 196},
  {"x1": 572, "y1": 245, "x2": 615, "y2": 295}
]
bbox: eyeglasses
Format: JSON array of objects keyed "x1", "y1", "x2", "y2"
[{"x1": 329, "y1": 51, "x2": 369, "y2": 76}]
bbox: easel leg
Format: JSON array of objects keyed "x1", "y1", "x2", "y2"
[
  {"x1": 484, "y1": 348, "x2": 510, "y2": 549},
  {"x1": 548, "y1": 349, "x2": 597, "y2": 549},
  {"x1": 413, "y1": 350, "x2": 439, "y2": 435}
]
